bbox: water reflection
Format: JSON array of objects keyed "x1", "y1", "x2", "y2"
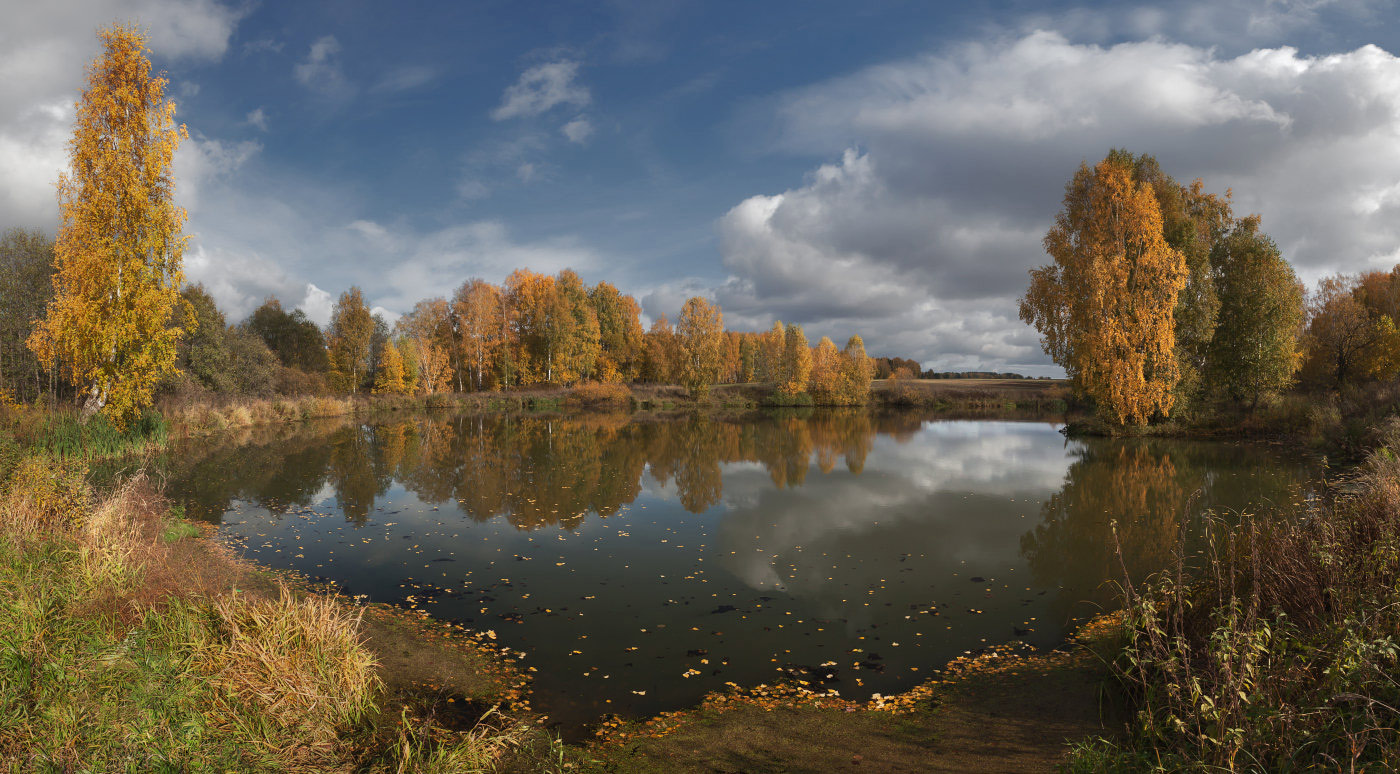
[
  {"x1": 163, "y1": 412, "x2": 1316, "y2": 731},
  {"x1": 1020, "y1": 439, "x2": 1307, "y2": 623},
  {"x1": 175, "y1": 411, "x2": 889, "y2": 528}
]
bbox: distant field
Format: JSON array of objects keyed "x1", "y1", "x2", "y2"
[{"x1": 871, "y1": 378, "x2": 1070, "y2": 397}]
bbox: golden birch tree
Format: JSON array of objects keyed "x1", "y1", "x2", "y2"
[
  {"x1": 372, "y1": 339, "x2": 408, "y2": 394},
  {"x1": 760, "y1": 321, "x2": 785, "y2": 382},
  {"x1": 1020, "y1": 156, "x2": 1187, "y2": 425},
  {"x1": 642, "y1": 315, "x2": 681, "y2": 383},
  {"x1": 778, "y1": 323, "x2": 812, "y2": 397},
  {"x1": 738, "y1": 335, "x2": 758, "y2": 383},
  {"x1": 451, "y1": 278, "x2": 502, "y2": 391},
  {"x1": 556, "y1": 269, "x2": 600, "y2": 383},
  {"x1": 505, "y1": 269, "x2": 560, "y2": 383},
  {"x1": 397, "y1": 298, "x2": 453, "y2": 394},
  {"x1": 808, "y1": 336, "x2": 841, "y2": 403},
  {"x1": 589, "y1": 281, "x2": 644, "y2": 382},
  {"x1": 677, "y1": 296, "x2": 724, "y2": 397},
  {"x1": 327, "y1": 287, "x2": 374, "y2": 393},
  {"x1": 839, "y1": 335, "x2": 874, "y2": 404},
  {"x1": 1106, "y1": 150, "x2": 1233, "y2": 416},
  {"x1": 29, "y1": 25, "x2": 190, "y2": 424}
]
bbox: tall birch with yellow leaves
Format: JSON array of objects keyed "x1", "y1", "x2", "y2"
[
  {"x1": 29, "y1": 26, "x2": 190, "y2": 425},
  {"x1": 1020, "y1": 156, "x2": 1186, "y2": 425}
]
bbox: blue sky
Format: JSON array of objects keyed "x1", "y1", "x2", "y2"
[{"x1": 4, "y1": 0, "x2": 1400, "y2": 373}]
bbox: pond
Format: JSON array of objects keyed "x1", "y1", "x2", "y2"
[{"x1": 162, "y1": 410, "x2": 1319, "y2": 732}]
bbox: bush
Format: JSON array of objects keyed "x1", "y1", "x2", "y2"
[
  {"x1": 762, "y1": 390, "x2": 814, "y2": 408},
  {"x1": 2, "y1": 456, "x2": 90, "y2": 533},
  {"x1": 878, "y1": 382, "x2": 932, "y2": 408},
  {"x1": 225, "y1": 406, "x2": 253, "y2": 427},
  {"x1": 426, "y1": 393, "x2": 459, "y2": 410},
  {"x1": 566, "y1": 382, "x2": 632, "y2": 409}
]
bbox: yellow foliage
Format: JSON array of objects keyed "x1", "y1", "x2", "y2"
[
  {"x1": 3, "y1": 457, "x2": 91, "y2": 534},
  {"x1": 373, "y1": 341, "x2": 409, "y2": 395},
  {"x1": 677, "y1": 297, "x2": 724, "y2": 397},
  {"x1": 28, "y1": 25, "x2": 190, "y2": 427},
  {"x1": 453, "y1": 278, "x2": 504, "y2": 391},
  {"x1": 778, "y1": 324, "x2": 811, "y2": 396},
  {"x1": 808, "y1": 337, "x2": 841, "y2": 402}
]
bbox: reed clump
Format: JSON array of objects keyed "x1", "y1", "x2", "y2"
[{"x1": 1, "y1": 408, "x2": 170, "y2": 460}]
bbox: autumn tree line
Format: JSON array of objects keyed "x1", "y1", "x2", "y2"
[
  {"x1": 1020, "y1": 149, "x2": 1400, "y2": 426},
  {"x1": 252, "y1": 270, "x2": 875, "y2": 406},
  {"x1": 0, "y1": 227, "x2": 876, "y2": 416},
  {"x1": 0, "y1": 25, "x2": 879, "y2": 425}
]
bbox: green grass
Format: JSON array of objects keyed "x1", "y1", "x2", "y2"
[
  {"x1": 0, "y1": 533, "x2": 270, "y2": 769},
  {"x1": 526, "y1": 396, "x2": 563, "y2": 412},
  {"x1": 31, "y1": 410, "x2": 168, "y2": 461},
  {"x1": 160, "y1": 520, "x2": 200, "y2": 543},
  {"x1": 0, "y1": 521, "x2": 389, "y2": 770},
  {"x1": 0, "y1": 446, "x2": 565, "y2": 772}
]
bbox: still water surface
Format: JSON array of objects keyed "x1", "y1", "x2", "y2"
[{"x1": 163, "y1": 410, "x2": 1318, "y2": 730}]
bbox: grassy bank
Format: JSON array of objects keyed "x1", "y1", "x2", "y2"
[
  {"x1": 156, "y1": 378, "x2": 1073, "y2": 438},
  {"x1": 1064, "y1": 416, "x2": 1400, "y2": 771},
  {"x1": 1065, "y1": 381, "x2": 1400, "y2": 463},
  {"x1": 871, "y1": 377, "x2": 1074, "y2": 414},
  {"x1": 0, "y1": 445, "x2": 568, "y2": 771},
  {"x1": 158, "y1": 386, "x2": 693, "y2": 436}
]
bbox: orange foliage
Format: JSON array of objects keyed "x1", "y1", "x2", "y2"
[{"x1": 1021, "y1": 155, "x2": 1187, "y2": 425}]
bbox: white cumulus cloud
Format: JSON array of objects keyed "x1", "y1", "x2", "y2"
[
  {"x1": 0, "y1": 0, "x2": 244, "y2": 231},
  {"x1": 718, "y1": 31, "x2": 1400, "y2": 371}
]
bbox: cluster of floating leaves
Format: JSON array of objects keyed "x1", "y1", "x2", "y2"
[
  {"x1": 591, "y1": 641, "x2": 1054, "y2": 745},
  {"x1": 359, "y1": 602, "x2": 537, "y2": 714}
]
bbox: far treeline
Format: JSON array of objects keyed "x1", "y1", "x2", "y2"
[
  {"x1": 2, "y1": 235, "x2": 879, "y2": 417},
  {"x1": 0, "y1": 26, "x2": 883, "y2": 426},
  {"x1": 1021, "y1": 148, "x2": 1400, "y2": 427}
]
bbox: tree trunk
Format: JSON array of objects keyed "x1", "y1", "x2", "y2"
[{"x1": 80, "y1": 379, "x2": 107, "y2": 422}]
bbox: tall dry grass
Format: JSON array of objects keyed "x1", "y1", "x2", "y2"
[
  {"x1": 198, "y1": 587, "x2": 380, "y2": 747},
  {"x1": 565, "y1": 382, "x2": 634, "y2": 409},
  {"x1": 0, "y1": 440, "x2": 565, "y2": 771},
  {"x1": 0, "y1": 455, "x2": 391, "y2": 768},
  {"x1": 1071, "y1": 417, "x2": 1400, "y2": 771}
]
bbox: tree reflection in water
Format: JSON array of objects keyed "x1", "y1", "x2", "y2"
[
  {"x1": 170, "y1": 409, "x2": 885, "y2": 528},
  {"x1": 1020, "y1": 438, "x2": 1314, "y2": 626},
  {"x1": 161, "y1": 412, "x2": 1317, "y2": 731}
]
